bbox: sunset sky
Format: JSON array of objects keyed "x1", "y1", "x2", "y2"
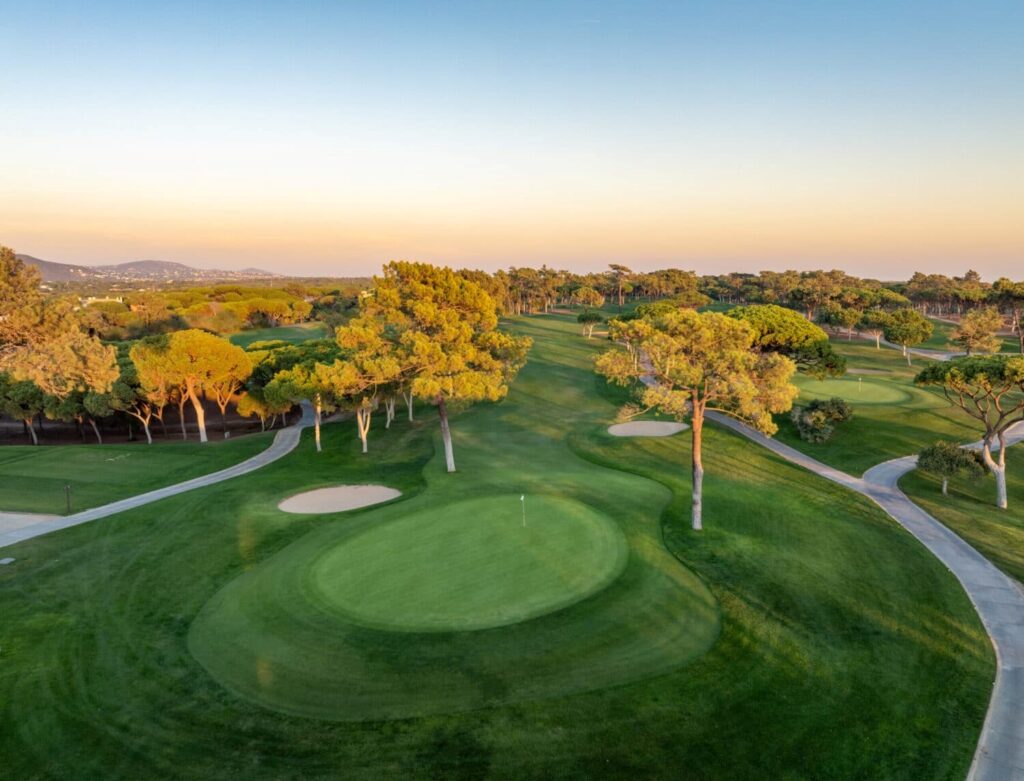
[{"x1": 1, "y1": 0, "x2": 1021, "y2": 278}]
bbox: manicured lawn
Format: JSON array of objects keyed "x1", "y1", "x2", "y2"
[
  {"x1": 0, "y1": 314, "x2": 991, "y2": 778},
  {"x1": 774, "y1": 340, "x2": 979, "y2": 475},
  {"x1": 901, "y1": 446, "x2": 1024, "y2": 585},
  {"x1": 229, "y1": 321, "x2": 331, "y2": 348},
  {"x1": 0, "y1": 434, "x2": 273, "y2": 514}
]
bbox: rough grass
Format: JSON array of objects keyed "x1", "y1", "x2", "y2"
[
  {"x1": 0, "y1": 314, "x2": 992, "y2": 779},
  {"x1": 901, "y1": 446, "x2": 1024, "y2": 585},
  {"x1": 0, "y1": 433, "x2": 273, "y2": 513}
]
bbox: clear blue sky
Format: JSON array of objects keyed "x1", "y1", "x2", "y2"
[{"x1": 1, "y1": 0, "x2": 1021, "y2": 278}]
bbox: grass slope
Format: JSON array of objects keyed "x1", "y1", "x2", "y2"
[
  {"x1": 901, "y1": 446, "x2": 1024, "y2": 584},
  {"x1": 229, "y1": 321, "x2": 331, "y2": 348},
  {"x1": 774, "y1": 340, "x2": 979, "y2": 474},
  {"x1": 0, "y1": 433, "x2": 273, "y2": 514},
  {"x1": 0, "y1": 314, "x2": 992, "y2": 779}
]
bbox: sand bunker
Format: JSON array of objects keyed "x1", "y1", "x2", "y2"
[
  {"x1": 608, "y1": 421, "x2": 688, "y2": 437},
  {"x1": 278, "y1": 485, "x2": 402, "y2": 514}
]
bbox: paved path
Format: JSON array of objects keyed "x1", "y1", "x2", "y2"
[
  {"x1": 709, "y1": 411, "x2": 1024, "y2": 780},
  {"x1": 0, "y1": 405, "x2": 315, "y2": 550}
]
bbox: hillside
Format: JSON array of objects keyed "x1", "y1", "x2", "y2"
[{"x1": 17, "y1": 254, "x2": 280, "y2": 283}]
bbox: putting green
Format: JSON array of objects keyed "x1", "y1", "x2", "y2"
[
  {"x1": 189, "y1": 473, "x2": 719, "y2": 721},
  {"x1": 796, "y1": 376, "x2": 911, "y2": 405},
  {"x1": 307, "y1": 495, "x2": 629, "y2": 632}
]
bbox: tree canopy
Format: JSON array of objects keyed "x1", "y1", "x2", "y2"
[
  {"x1": 343, "y1": 262, "x2": 531, "y2": 471},
  {"x1": 951, "y1": 307, "x2": 1003, "y2": 356},
  {"x1": 596, "y1": 309, "x2": 797, "y2": 529},
  {"x1": 916, "y1": 356, "x2": 1024, "y2": 509},
  {"x1": 884, "y1": 308, "x2": 933, "y2": 364},
  {"x1": 728, "y1": 304, "x2": 845, "y2": 379}
]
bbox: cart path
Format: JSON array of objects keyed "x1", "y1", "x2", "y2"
[
  {"x1": 0, "y1": 404, "x2": 315, "y2": 550},
  {"x1": 708, "y1": 411, "x2": 1024, "y2": 780}
]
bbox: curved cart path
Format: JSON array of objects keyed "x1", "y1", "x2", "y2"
[
  {"x1": 0, "y1": 404, "x2": 315, "y2": 550},
  {"x1": 709, "y1": 411, "x2": 1024, "y2": 780}
]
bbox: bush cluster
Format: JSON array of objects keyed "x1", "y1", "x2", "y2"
[{"x1": 791, "y1": 397, "x2": 852, "y2": 442}]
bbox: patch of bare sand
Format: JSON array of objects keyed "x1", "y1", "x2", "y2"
[
  {"x1": 608, "y1": 421, "x2": 688, "y2": 437},
  {"x1": 278, "y1": 485, "x2": 401, "y2": 514}
]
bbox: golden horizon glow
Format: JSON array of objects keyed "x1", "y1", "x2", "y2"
[{"x1": 2, "y1": 2, "x2": 1021, "y2": 278}]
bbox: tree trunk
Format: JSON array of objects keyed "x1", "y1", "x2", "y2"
[
  {"x1": 89, "y1": 418, "x2": 103, "y2": 444},
  {"x1": 186, "y1": 381, "x2": 208, "y2": 443},
  {"x1": 981, "y1": 437, "x2": 1008, "y2": 510},
  {"x1": 142, "y1": 421, "x2": 152, "y2": 444},
  {"x1": 177, "y1": 398, "x2": 188, "y2": 440},
  {"x1": 314, "y1": 397, "x2": 322, "y2": 453},
  {"x1": 24, "y1": 418, "x2": 38, "y2": 445},
  {"x1": 385, "y1": 397, "x2": 396, "y2": 429},
  {"x1": 437, "y1": 396, "x2": 456, "y2": 473},
  {"x1": 691, "y1": 407, "x2": 704, "y2": 530},
  {"x1": 219, "y1": 405, "x2": 228, "y2": 439},
  {"x1": 356, "y1": 407, "x2": 371, "y2": 453},
  {"x1": 941, "y1": 477, "x2": 948, "y2": 495},
  {"x1": 405, "y1": 390, "x2": 415, "y2": 421},
  {"x1": 874, "y1": 333, "x2": 881, "y2": 349},
  {"x1": 127, "y1": 420, "x2": 135, "y2": 442}
]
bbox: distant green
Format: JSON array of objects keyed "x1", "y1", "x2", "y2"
[
  {"x1": 775, "y1": 340, "x2": 978, "y2": 474},
  {"x1": 229, "y1": 321, "x2": 331, "y2": 347}
]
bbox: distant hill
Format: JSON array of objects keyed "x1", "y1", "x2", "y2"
[
  {"x1": 15, "y1": 254, "x2": 99, "y2": 282},
  {"x1": 17, "y1": 254, "x2": 280, "y2": 283}
]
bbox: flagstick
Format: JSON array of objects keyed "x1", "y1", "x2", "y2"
[{"x1": 521, "y1": 495, "x2": 526, "y2": 527}]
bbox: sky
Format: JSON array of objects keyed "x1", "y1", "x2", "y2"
[{"x1": 1, "y1": 0, "x2": 1022, "y2": 279}]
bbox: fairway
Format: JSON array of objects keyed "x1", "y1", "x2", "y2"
[
  {"x1": 309, "y1": 494, "x2": 629, "y2": 631},
  {"x1": 0, "y1": 434, "x2": 272, "y2": 513},
  {"x1": 0, "y1": 313, "x2": 993, "y2": 777}
]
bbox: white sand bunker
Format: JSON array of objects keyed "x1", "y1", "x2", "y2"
[
  {"x1": 278, "y1": 485, "x2": 402, "y2": 514},
  {"x1": 608, "y1": 421, "x2": 689, "y2": 437}
]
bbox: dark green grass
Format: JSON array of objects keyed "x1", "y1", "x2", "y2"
[
  {"x1": 774, "y1": 340, "x2": 979, "y2": 475},
  {"x1": 0, "y1": 314, "x2": 992, "y2": 779},
  {"x1": 229, "y1": 321, "x2": 331, "y2": 347},
  {"x1": 0, "y1": 434, "x2": 273, "y2": 514},
  {"x1": 901, "y1": 446, "x2": 1024, "y2": 584}
]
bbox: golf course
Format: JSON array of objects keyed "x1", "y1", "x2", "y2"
[{"x1": 0, "y1": 313, "x2": 994, "y2": 778}]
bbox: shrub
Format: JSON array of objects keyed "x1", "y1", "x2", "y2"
[
  {"x1": 791, "y1": 396, "x2": 853, "y2": 442},
  {"x1": 917, "y1": 440, "x2": 986, "y2": 495}
]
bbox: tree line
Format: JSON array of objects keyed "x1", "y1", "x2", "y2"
[
  {"x1": 3, "y1": 252, "x2": 531, "y2": 474},
  {"x1": 79, "y1": 282, "x2": 361, "y2": 341},
  {"x1": 701, "y1": 268, "x2": 1024, "y2": 354}
]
